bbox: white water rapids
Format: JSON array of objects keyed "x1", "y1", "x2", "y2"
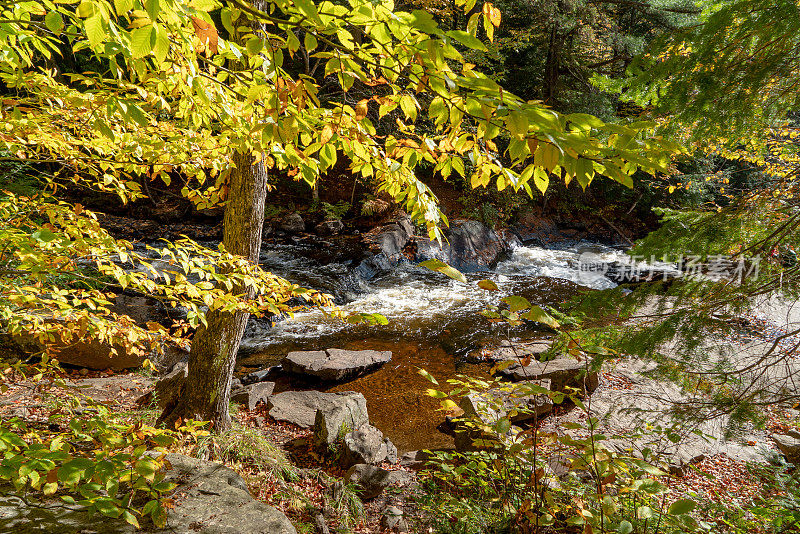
[{"x1": 241, "y1": 242, "x2": 634, "y2": 352}]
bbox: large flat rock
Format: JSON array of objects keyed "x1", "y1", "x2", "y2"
[
  {"x1": 282, "y1": 348, "x2": 391, "y2": 382},
  {"x1": 0, "y1": 453, "x2": 296, "y2": 534},
  {"x1": 497, "y1": 356, "x2": 599, "y2": 393},
  {"x1": 267, "y1": 390, "x2": 368, "y2": 430}
]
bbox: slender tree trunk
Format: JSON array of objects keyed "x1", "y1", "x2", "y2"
[
  {"x1": 159, "y1": 153, "x2": 268, "y2": 430},
  {"x1": 543, "y1": 24, "x2": 561, "y2": 105}
]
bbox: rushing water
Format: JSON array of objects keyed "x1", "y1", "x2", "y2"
[{"x1": 238, "y1": 240, "x2": 630, "y2": 451}]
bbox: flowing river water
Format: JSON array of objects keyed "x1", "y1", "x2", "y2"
[{"x1": 237, "y1": 241, "x2": 627, "y2": 452}]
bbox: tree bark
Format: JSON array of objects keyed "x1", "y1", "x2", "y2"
[
  {"x1": 543, "y1": 24, "x2": 562, "y2": 106},
  {"x1": 159, "y1": 152, "x2": 268, "y2": 430}
]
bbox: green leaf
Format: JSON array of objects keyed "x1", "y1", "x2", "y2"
[
  {"x1": 507, "y1": 111, "x2": 529, "y2": 140},
  {"x1": 304, "y1": 32, "x2": 317, "y2": 51},
  {"x1": 534, "y1": 143, "x2": 559, "y2": 173},
  {"x1": 618, "y1": 520, "x2": 633, "y2": 534},
  {"x1": 84, "y1": 14, "x2": 106, "y2": 49},
  {"x1": 520, "y1": 305, "x2": 560, "y2": 328},
  {"x1": 502, "y1": 295, "x2": 531, "y2": 312},
  {"x1": 495, "y1": 417, "x2": 511, "y2": 434},
  {"x1": 417, "y1": 368, "x2": 439, "y2": 385},
  {"x1": 32, "y1": 229, "x2": 57, "y2": 243},
  {"x1": 446, "y1": 30, "x2": 487, "y2": 51},
  {"x1": 130, "y1": 26, "x2": 154, "y2": 59},
  {"x1": 293, "y1": 0, "x2": 323, "y2": 25},
  {"x1": 153, "y1": 24, "x2": 170, "y2": 64},
  {"x1": 246, "y1": 37, "x2": 263, "y2": 56},
  {"x1": 668, "y1": 498, "x2": 696, "y2": 515},
  {"x1": 637, "y1": 506, "x2": 655, "y2": 519},
  {"x1": 419, "y1": 259, "x2": 467, "y2": 283},
  {"x1": 114, "y1": 0, "x2": 133, "y2": 14},
  {"x1": 477, "y1": 279, "x2": 498, "y2": 291},
  {"x1": 45, "y1": 11, "x2": 64, "y2": 34}
]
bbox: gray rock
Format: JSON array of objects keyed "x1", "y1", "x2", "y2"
[
  {"x1": 772, "y1": 433, "x2": 800, "y2": 464},
  {"x1": 488, "y1": 340, "x2": 552, "y2": 362},
  {"x1": 342, "y1": 424, "x2": 388, "y2": 467},
  {"x1": 315, "y1": 220, "x2": 344, "y2": 236},
  {"x1": 384, "y1": 438, "x2": 398, "y2": 464},
  {"x1": 266, "y1": 390, "x2": 367, "y2": 433},
  {"x1": 459, "y1": 379, "x2": 553, "y2": 425},
  {"x1": 344, "y1": 464, "x2": 392, "y2": 500},
  {"x1": 413, "y1": 219, "x2": 520, "y2": 272},
  {"x1": 0, "y1": 491, "x2": 135, "y2": 533},
  {"x1": 241, "y1": 367, "x2": 278, "y2": 385},
  {"x1": 282, "y1": 348, "x2": 391, "y2": 382},
  {"x1": 0, "y1": 453, "x2": 296, "y2": 534},
  {"x1": 152, "y1": 453, "x2": 296, "y2": 533},
  {"x1": 497, "y1": 356, "x2": 599, "y2": 393},
  {"x1": 353, "y1": 217, "x2": 415, "y2": 281},
  {"x1": 280, "y1": 212, "x2": 305, "y2": 233},
  {"x1": 231, "y1": 382, "x2": 275, "y2": 411},
  {"x1": 312, "y1": 393, "x2": 370, "y2": 444},
  {"x1": 381, "y1": 506, "x2": 407, "y2": 533}
]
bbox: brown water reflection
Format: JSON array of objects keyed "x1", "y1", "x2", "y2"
[{"x1": 325, "y1": 339, "x2": 489, "y2": 453}]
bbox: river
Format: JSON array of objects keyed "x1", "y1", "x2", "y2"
[{"x1": 237, "y1": 240, "x2": 627, "y2": 451}]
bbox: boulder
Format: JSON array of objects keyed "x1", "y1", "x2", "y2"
[
  {"x1": 312, "y1": 393, "x2": 370, "y2": 445},
  {"x1": 459, "y1": 379, "x2": 553, "y2": 425},
  {"x1": 151, "y1": 453, "x2": 296, "y2": 533},
  {"x1": 265, "y1": 390, "x2": 367, "y2": 433},
  {"x1": 772, "y1": 433, "x2": 800, "y2": 464},
  {"x1": 282, "y1": 348, "x2": 392, "y2": 382},
  {"x1": 381, "y1": 506, "x2": 408, "y2": 533},
  {"x1": 3, "y1": 323, "x2": 146, "y2": 371},
  {"x1": 414, "y1": 219, "x2": 521, "y2": 272},
  {"x1": 0, "y1": 453, "x2": 296, "y2": 534},
  {"x1": 497, "y1": 356, "x2": 599, "y2": 393},
  {"x1": 279, "y1": 212, "x2": 305, "y2": 233},
  {"x1": 341, "y1": 424, "x2": 388, "y2": 467},
  {"x1": 315, "y1": 220, "x2": 344, "y2": 236},
  {"x1": 231, "y1": 382, "x2": 275, "y2": 411},
  {"x1": 344, "y1": 464, "x2": 407, "y2": 500},
  {"x1": 353, "y1": 218, "x2": 415, "y2": 280},
  {"x1": 384, "y1": 438, "x2": 398, "y2": 464}
]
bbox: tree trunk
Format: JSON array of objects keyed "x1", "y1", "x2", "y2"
[
  {"x1": 159, "y1": 152, "x2": 268, "y2": 430},
  {"x1": 543, "y1": 24, "x2": 561, "y2": 106}
]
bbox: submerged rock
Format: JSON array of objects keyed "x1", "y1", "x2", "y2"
[
  {"x1": 315, "y1": 219, "x2": 344, "y2": 236},
  {"x1": 486, "y1": 340, "x2": 553, "y2": 362},
  {"x1": 282, "y1": 348, "x2": 392, "y2": 382}
]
